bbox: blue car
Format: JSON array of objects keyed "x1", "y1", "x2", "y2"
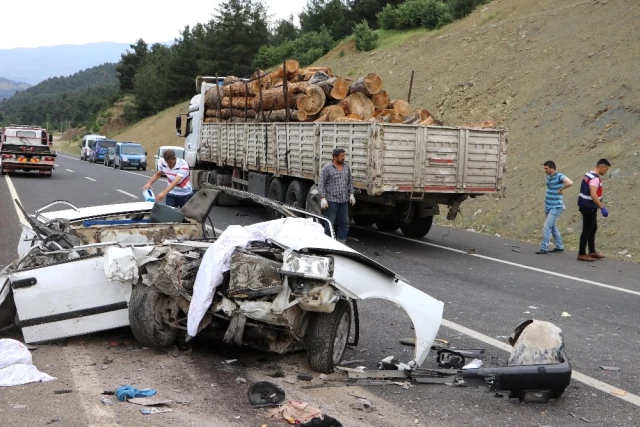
[
  {"x1": 89, "y1": 139, "x2": 117, "y2": 163},
  {"x1": 114, "y1": 142, "x2": 147, "y2": 170}
]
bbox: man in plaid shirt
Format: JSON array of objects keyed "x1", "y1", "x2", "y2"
[{"x1": 318, "y1": 148, "x2": 356, "y2": 243}]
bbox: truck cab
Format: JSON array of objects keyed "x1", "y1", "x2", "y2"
[{"x1": 114, "y1": 141, "x2": 147, "y2": 170}]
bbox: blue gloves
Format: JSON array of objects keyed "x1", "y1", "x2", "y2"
[{"x1": 601, "y1": 207, "x2": 609, "y2": 217}]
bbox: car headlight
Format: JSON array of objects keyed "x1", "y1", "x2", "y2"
[
  {"x1": 141, "y1": 156, "x2": 146, "y2": 162},
  {"x1": 281, "y1": 253, "x2": 332, "y2": 279},
  {"x1": 122, "y1": 156, "x2": 129, "y2": 161}
]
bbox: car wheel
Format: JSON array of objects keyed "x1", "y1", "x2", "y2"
[
  {"x1": 119, "y1": 161, "x2": 123, "y2": 170},
  {"x1": 142, "y1": 166, "x2": 147, "y2": 171},
  {"x1": 307, "y1": 300, "x2": 351, "y2": 373},
  {"x1": 129, "y1": 284, "x2": 179, "y2": 348},
  {"x1": 400, "y1": 215, "x2": 433, "y2": 238},
  {"x1": 353, "y1": 215, "x2": 377, "y2": 227},
  {"x1": 0, "y1": 166, "x2": 5, "y2": 176},
  {"x1": 375, "y1": 216, "x2": 401, "y2": 232},
  {"x1": 285, "y1": 180, "x2": 311, "y2": 210}
]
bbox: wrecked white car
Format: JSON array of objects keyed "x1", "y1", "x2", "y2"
[{"x1": 0, "y1": 186, "x2": 444, "y2": 373}]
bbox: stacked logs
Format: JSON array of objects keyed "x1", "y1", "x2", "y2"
[{"x1": 203, "y1": 59, "x2": 444, "y2": 126}]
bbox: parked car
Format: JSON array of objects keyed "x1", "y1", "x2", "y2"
[
  {"x1": 89, "y1": 139, "x2": 117, "y2": 163},
  {"x1": 79, "y1": 134, "x2": 105, "y2": 161},
  {"x1": 114, "y1": 142, "x2": 147, "y2": 170},
  {"x1": 155, "y1": 145, "x2": 185, "y2": 175},
  {"x1": 0, "y1": 186, "x2": 443, "y2": 374},
  {"x1": 103, "y1": 146, "x2": 116, "y2": 167}
]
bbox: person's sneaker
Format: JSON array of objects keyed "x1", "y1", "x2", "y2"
[
  {"x1": 577, "y1": 254, "x2": 596, "y2": 262},
  {"x1": 535, "y1": 249, "x2": 548, "y2": 254},
  {"x1": 589, "y1": 252, "x2": 605, "y2": 259},
  {"x1": 550, "y1": 248, "x2": 565, "y2": 253}
]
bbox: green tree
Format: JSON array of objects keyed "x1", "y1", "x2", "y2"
[
  {"x1": 115, "y1": 39, "x2": 148, "y2": 93},
  {"x1": 352, "y1": 20, "x2": 378, "y2": 51},
  {"x1": 299, "y1": 0, "x2": 351, "y2": 40},
  {"x1": 271, "y1": 16, "x2": 299, "y2": 45}
]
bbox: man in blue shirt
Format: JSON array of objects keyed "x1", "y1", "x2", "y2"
[{"x1": 536, "y1": 160, "x2": 573, "y2": 254}]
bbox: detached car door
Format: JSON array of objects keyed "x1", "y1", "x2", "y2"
[{"x1": 9, "y1": 256, "x2": 132, "y2": 343}]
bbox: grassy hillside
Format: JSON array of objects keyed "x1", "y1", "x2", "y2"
[{"x1": 83, "y1": 0, "x2": 640, "y2": 261}]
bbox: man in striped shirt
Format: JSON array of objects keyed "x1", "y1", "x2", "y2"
[
  {"x1": 536, "y1": 160, "x2": 573, "y2": 254},
  {"x1": 143, "y1": 149, "x2": 193, "y2": 208}
]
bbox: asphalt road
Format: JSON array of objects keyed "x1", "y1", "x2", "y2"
[{"x1": 1, "y1": 154, "x2": 639, "y2": 426}]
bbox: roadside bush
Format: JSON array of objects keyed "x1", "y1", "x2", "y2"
[
  {"x1": 253, "y1": 28, "x2": 336, "y2": 69},
  {"x1": 352, "y1": 20, "x2": 379, "y2": 52},
  {"x1": 377, "y1": 4, "x2": 398, "y2": 30},
  {"x1": 449, "y1": 0, "x2": 490, "y2": 19},
  {"x1": 420, "y1": 0, "x2": 454, "y2": 29}
]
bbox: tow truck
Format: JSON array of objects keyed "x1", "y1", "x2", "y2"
[{"x1": 1, "y1": 125, "x2": 56, "y2": 177}]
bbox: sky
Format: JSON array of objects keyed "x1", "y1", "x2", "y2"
[{"x1": 0, "y1": 0, "x2": 306, "y2": 50}]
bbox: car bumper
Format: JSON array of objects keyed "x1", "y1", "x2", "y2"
[{"x1": 122, "y1": 161, "x2": 146, "y2": 168}]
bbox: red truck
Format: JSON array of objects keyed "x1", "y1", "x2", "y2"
[{"x1": 1, "y1": 125, "x2": 56, "y2": 177}]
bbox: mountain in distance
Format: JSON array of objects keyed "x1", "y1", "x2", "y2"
[
  {"x1": 0, "y1": 42, "x2": 134, "y2": 85},
  {"x1": 0, "y1": 77, "x2": 30, "y2": 101}
]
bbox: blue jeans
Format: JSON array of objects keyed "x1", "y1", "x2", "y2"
[
  {"x1": 166, "y1": 192, "x2": 193, "y2": 208},
  {"x1": 540, "y1": 207, "x2": 564, "y2": 251},
  {"x1": 324, "y1": 201, "x2": 350, "y2": 240}
]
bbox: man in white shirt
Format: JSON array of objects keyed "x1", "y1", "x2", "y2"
[{"x1": 143, "y1": 149, "x2": 193, "y2": 208}]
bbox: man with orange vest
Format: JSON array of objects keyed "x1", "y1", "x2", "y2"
[{"x1": 577, "y1": 158, "x2": 611, "y2": 262}]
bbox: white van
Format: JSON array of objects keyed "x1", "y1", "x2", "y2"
[{"x1": 80, "y1": 134, "x2": 106, "y2": 161}]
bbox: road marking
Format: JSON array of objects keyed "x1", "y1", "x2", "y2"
[
  {"x1": 117, "y1": 189, "x2": 138, "y2": 199},
  {"x1": 4, "y1": 175, "x2": 28, "y2": 226},
  {"x1": 65, "y1": 169, "x2": 74, "y2": 173},
  {"x1": 85, "y1": 177, "x2": 96, "y2": 182},
  {"x1": 56, "y1": 154, "x2": 165, "y2": 181},
  {"x1": 441, "y1": 319, "x2": 640, "y2": 407},
  {"x1": 54, "y1": 164, "x2": 59, "y2": 167},
  {"x1": 357, "y1": 227, "x2": 640, "y2": 297}
]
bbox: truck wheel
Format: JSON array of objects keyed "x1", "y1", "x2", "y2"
[
  {"x1": 268, "y1": 178, "x2": 287, "y2": 218},
  {"x1": 400, "y1": 215, "x2": 433, "y2": 238},
  {"x1": 286, "y1": 180, "x2": 311, "y2": 209},
  {"x1": 307, "y1": 300, "x2": 351, "y2": 373},
  {"x1": 305, "y1": 185, "x2": 323, "y2": 216},
  {"x1": 129, "y1": 284, "x2": 179, "y2": 348},
  {"x1": 353, "y1": 215, "x2": 376, "y2": 227},
  {"x1": 375, "y1": 217, "x2": 401, "y2": 232}
]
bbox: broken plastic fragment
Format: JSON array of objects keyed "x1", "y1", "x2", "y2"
[
  {"x1": 462, "y1": 359, "x2": 483, "y2": 370},
  {"x1": 561, "y1": 312, "x2": 571, "y2": 317}
]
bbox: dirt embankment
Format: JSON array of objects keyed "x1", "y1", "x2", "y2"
[{"x1": 319, "y1": 0, "x2": 640, "y2": 261}]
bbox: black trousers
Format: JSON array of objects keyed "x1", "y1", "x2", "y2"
[{"x1": 579, "y1": 208, "x2": 598, "y2": 255}]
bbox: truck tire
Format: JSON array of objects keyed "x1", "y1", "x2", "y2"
[
  {"x1": 286, "y1": 180, "x2": 311, "y2": 209},
  {"x1": 353, "y1": 215, "x2": 376, "y2": 227},
  {"x1": 305, "y1": 185, "x2": 323, "y2": 216},
  {"x1": 375, "y1": 217, "x2": 401, "y2": 232},
  {"x1": 268, "y1": 178, "x2": 287, "y2": 218},
  {"x1": 400, "y1": 215, "x2": 433, "y2": 238},
  {"x1": 306, "y1": 300, "x2": 351, "y2": 373},
  {"x1": 129, "y1": 284, "x2": 179, "y2": 348}
]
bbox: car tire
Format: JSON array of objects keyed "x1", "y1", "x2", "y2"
[
  {"x1": 119, "y1": 161, "x2": 123, "y2": 170},
  {"x1": 129, "y1": 284, "x2": 179, "y2": 348},
  {"x1": 142, "y1": 166, "x2": 147, "y2": 171},
  {"x1": 353, "y1": 215, "x2": 376, "y2": 227},
  {"x1": 285, "y1": 180, "x2": 311, "y2": 210},
  {"x1": 375, "y1": 216, "x2": 401, "y2": 232},
  {"x1": 399, "y1": 215, "x2": 433, "y2": 238},
  {"x1": 307, "y1": 300, "x2": 351, "y2": 373}
]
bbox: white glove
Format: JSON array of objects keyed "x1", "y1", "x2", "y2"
[
  {"x1": 320, "y1": 198, "x2": 328, "y2": 209},
  {"x1": 349, "y1": 194, "x2": 356, "y2": 206}
]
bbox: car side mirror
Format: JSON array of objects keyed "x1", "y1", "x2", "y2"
[{"x1": 145, "y1": 152, "x2": 148, "y2": 155}]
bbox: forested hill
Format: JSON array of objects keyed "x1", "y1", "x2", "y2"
[
  {"x1": 0, "y1": 64, "x2": 118, "y2": 127},
  {"x1": 0, "y1": 78, "x2": 30, "y2": 101}
]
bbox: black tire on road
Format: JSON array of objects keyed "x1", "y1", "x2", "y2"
[
  {"x1": 307, "y1": 300, "x2": 351, "y2": 373},
  {"x1": 353, "y1": 215, "x2": 376, "y2": 227},
  {"x1": 375, "y1": 216, "x2": 401, "y2": 232},
  {"x1": 285, "y1": 180, "x2": 311, "y2": 210},
  {"x1": 129, "y1": 284, "x2": 179, "y2": 348},
  {"x1": 400, "y1": 215, "x2": 433, "y2": 238}
]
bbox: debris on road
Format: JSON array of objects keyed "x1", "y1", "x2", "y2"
[
  {"x1": 46, "y1": 417, "x2": 62, "y2": 425},
  {"x1": 54, "y1": 389, "x2": 73, "y2": 394},
  {"x1": 599, "y1": 366, "x2": 620, "y2": 371},
  {"x1": 127, "y1": 397, "x2": 173, "y2": 406},
  {"x1": 236, "y1": 377, "x2": 247, "y2": 384},
  {"x1": 297, "y1": 372, "x2": 313, "y2": 381},
  {"x1": 466, "y1": 248, "x2": 477, "y2": 254},
  {"x1": 267, "y1": 400, "x2": 322, "y2": 424},
  {"x1": 141, "y1": 407, "x2": 173, "y2": 415},
  {"x1": 462, "y1": 358, "x2": 483, "y2": 369},
  {"x1": 350, "y1": 398, "x2": 375, "y2": 413},
  {"x1": 101, "y1": 397, "x2": 114, "y2": 406},
  {"x1": 400, "y1": 338, "x2": 416, "y2": 346},
  {"x1": 299, "y1": 415, "x2": 344, "y2": 427},
  {"x1": 0, "y1": 339, "x2": 56, "y2": 387},
  {"x1": 247, "y1": 381, "x2": 286, "y2": 408},
  {"x1": 115, "y1": 385, "x2": 157, "y2": 402},
  {"x1": 561, "y1": 312, "x2": 572, "y2": 317}
]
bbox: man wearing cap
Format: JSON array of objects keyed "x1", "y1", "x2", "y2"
[{"x1": 318, "y1": 148, "x2": 356, "y2": 243}]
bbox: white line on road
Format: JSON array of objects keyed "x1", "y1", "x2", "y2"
[
  {"x1": 56, "y1": 154, "x2": 166, "y2": 182},
  {"x1": 85, "y1": 177, "x2": 96, "y2": 182},
  {"x1": 358, "y1": 227, "x2": 640, "y2": 297},
  {"x1": 54, "y1": 164, "x2": 59, "y2": 167},
  {"x1": 65, "y1": 169, "x2": 74, "y2": 173},
  {"x1": 117, "y1": 189, "x2": 138, "y2": 199},
  {"x1": 4, "y1": 175, "x2": 28, "y2": 226},
  {"x1": 441, "y1": 319, "x2": 640, "y2": 407}
]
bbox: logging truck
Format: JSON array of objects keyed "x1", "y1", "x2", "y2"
[
  {"x1": 176, "y1": 73, "x2": 507, "y2": 238},
  {"x1": 1, "y1": 125, "x2": 56, "y2": 177}
]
